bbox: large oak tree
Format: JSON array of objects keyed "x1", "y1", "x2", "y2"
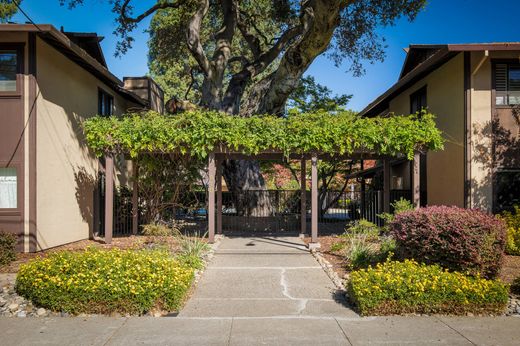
[{"x1": 4, "y1": 0, "x2": 427, "y2": 214}]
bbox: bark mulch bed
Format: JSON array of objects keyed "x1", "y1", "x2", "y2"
[
  {"x1": 501, "y1": 255, "x2": 520, "y2": 284},
  {"x1": 305, "y1": 236, "x2": 520, "y2": 285},
  {"x1": 304, "y1": 235, "x2": 349, "y2": 279},
  {"x1": 0, "y1": 236, "x2": 182, "y2": 274}
]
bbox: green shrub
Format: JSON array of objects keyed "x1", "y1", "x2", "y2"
[
  {"x1": 16, "y1": 248, "x2": 194, "y2": 315},
  {"x1": 346, "y1": 219, "x2": 380, "y2": 240},
  {"x1": 500, "y1": 206, "x2": 520, "y2": 255},
  {"x1": 390, "y1": 206, "x2": 506, "y2": 279},
  {"x1": 0, "y1": 231, "x2": 17, "y2": 266},
  {"x1": 347, "y1": 259, "x2": 509, "y2": 316},
  {"x1": 379, "y1": 198, "x2": 414, "y2": 225},
  {"x1": 141, "y1": 223, "x2": 173, "y2": 236}
]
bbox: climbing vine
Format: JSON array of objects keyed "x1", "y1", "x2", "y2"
[{"x1": 83, "y1": 110, "x2": 444, "y2": 160}]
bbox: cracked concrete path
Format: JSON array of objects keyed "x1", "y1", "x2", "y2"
[
  {"x1": 2, "y1": 237, "x2": 520, "y2": 344},
  {"x1": 179, "y1": 236, "x2": 358, "y2": 318}
]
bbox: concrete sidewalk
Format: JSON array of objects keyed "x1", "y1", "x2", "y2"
[
  {"x1": 2, "y1": 236, "x2": 520, "y2": 345},
  {"x1": 180, "y1": 236, "x2": 355, "y2": 318},
  {"x1": 1, "y1": 315, "x2": 520, "y2": 345}
]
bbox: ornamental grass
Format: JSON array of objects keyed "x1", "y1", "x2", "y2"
[
  {"x1": 347, "y1": 259, "x2": 509, "y2": 316},
  {"x1": 15, "y1": 247, "x2": 194, "y2": 315}
]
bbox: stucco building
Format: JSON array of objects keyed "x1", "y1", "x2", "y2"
[
  {"x1": 360, "y1": 43, "x2": 520, "y2": 213},
  {"x1": 0, "y1": 24, "x2": 163, "y2": 252}
]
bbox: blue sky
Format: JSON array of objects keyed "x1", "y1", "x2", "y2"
[{"x1": 12, "y1": 0, "x2": 520, "y2": 111}]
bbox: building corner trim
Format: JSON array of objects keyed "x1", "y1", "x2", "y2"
[{"x1": 463, "y1": 51, "x2": 472, "y2": 209}]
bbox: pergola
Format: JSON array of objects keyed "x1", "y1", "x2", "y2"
[{"x1": 102, "y1": 149, "x2": 421, "y2": 248}]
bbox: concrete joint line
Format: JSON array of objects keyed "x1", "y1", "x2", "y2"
[
  {"x1": 102, "y1": 318, "x2": 128, "y2": 346},
  {"x1": 192, "y1": 297, "x2": 336, "y2": 302},
  {"x1": 435, "y1": 316, "x2": 477, "y2": 345},
  {"x1": 209, "y1": 266, "x2": 322, "y2": 270},
  {"x1": 334, "y1": 317, "x2": 354, "y2": 346}
]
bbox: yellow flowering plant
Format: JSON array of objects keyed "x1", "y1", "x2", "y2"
[
  {"x1": 15, "y1": 247, "x2": 195, "y2": 315},
  {"x1": 347, "y1": 259, "x2": 509, "y2": 316}
]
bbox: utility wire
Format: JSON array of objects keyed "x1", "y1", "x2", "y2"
[{"x1": 12, "y1": 0, "x2": 44, "y2": 32}]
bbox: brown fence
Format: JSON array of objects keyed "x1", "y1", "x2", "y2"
[{"x1": 98, "y1": 187, "x2": 412, "y2": 236}]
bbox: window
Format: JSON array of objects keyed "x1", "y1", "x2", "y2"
[
  {"x1": 98, "y1": 89, "x2": 114, "y2": 116},
  {"x1": 0, "y1": 168, "x2": 17, "y2": 209},
  {"x1": 410, "y1": 86, "x2": 427, "y2": 114},
  {"x1": 0, "y1": 50, "x2": 18, "y2": 92},
  {"x1": 494, "y1": 170, "x2": 520, "y2": 212},
  {"x1": 495, "y1": 63, "x2": 520, "y2": 106}
]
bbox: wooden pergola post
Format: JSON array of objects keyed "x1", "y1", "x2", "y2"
[
  {"x1": 208, "y1": 153, "x2": 216, "y2": 243},
  {"x1": 216, "y1": 159, "x2": 223, "y2": 235},
  {"x1": 300, "y1": 158, "x2": 307, "y2": 236},
  {"x1": 413, "y1": 151, "x2": 421, "y2": 209},
  {"x1": 132, "y1": 160, "x2": 139, "y2": 235},
  {"x1": 310, "y1": 154, "x2": 319, "y2": 247},
  {"x1": 383, "y1": 159, "x2": 391, "y2": 214},
  {"x1": 104, "y1": 155, "x2": 114, "y2": 244}
]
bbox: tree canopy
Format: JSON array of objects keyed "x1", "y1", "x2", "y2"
[{"x1": 55, "y1": 0, "x2": 427, "y2": 116}]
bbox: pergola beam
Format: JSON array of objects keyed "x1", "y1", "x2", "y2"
[
  {"x1": 132, "y1": 160, "x2": 139, "y2": 235},
  {"x1": 300, "y1": 159, "x2": 307, "y2": 237},
  {"x1": 104, "y1": 155, "x2": 114, "y2": 244},
  {"x1": 216, "y1": 159, "x2": 223, "y2": 235},
  {"x1": 310, "y1": 154, "x2": 319, "y2": 247},
  {"x1": 413, "y1": 152, "x2": 421, "y2": 209},
  {"x1": 383, "y1": 160, "x2": 391, "y2": 213},
  {"x1": 208, "y1": 153, "x2": 216, "y2": 243}
]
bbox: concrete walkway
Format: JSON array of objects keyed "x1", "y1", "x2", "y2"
[
  {"x1": 1, "y1": 236, "x2": 520, "y2": 345},
  {"x1": 180, "y1": 236, "x2": 356, "y2": 318}
]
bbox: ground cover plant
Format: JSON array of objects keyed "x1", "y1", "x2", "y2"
[
  {"x1": 500, "y1": 206, "x2": 520, "y2": 256},
  {"x1": 347, "y1": 259, "x2": 509, "y2": 316},
  {"x1": 0, "y1": 231, "x2": 17, "y2": 266},
  {"x1": 15, "y1": 247, "x2": 195, "y2": 315},
  {"x1": 390, "y1": 206, "x2": 506, "y2": 279}
]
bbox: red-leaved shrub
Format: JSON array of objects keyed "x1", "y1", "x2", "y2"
[{"x1": 389, "y1": 206, "x2": 506, "y2": 279}]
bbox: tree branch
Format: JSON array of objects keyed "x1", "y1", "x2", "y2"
[
  {"x1": 119, "y1": 0, "x2": 182, "y2": 23},
  {"x1": 186, "y1": 0, "x2": 211, "y2": 75}
]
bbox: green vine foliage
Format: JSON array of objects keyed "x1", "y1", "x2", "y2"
[{"x1": 83, "y1": 110, "x2": 444, "y2": 160}]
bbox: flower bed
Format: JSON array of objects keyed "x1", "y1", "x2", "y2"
[
  {"x1": 15, "y1": 247, "x2": 194, "y2": 315},
  {"x1": 347, "y1": 259, "x2": 509, "y2": 316}
]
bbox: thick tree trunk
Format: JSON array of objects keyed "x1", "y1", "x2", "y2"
[
  {"x1": 242, "y1": 0, "x2": 343, "y2": 116},
  {"x1": 200, "y1": 0, "x2": 343, "y2": 217}
]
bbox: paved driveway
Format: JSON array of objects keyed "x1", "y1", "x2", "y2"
[{"x1": 180, "y1": 235, "x2": 357, "y2": 318}]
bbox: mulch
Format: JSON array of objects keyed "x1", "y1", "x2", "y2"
[
  {"x1": 305, "y1": 235, "x2": 520, "y2": 284},
  {"x1": 501, "y1": 255, "x2": 520, "y2": 284},
  {"x1": 0, "y1": 236, "x2": 181, "y2": 274},
  {"x1": 304, "y1": 235, "x2": 350, "y2": 279}
]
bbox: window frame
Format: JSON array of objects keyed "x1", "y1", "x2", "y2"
[
  {"x1": 493, "y1": 168, "x2": 520, "y2": 213},
  {"x1": 98, "y1": 88, "x2": 114, "y2": 116},
  {"x1": 0, "y1": 163, "x2": 22, "y2": 215},
  {"x1": 409, "y1": 85, "x2": 428, "y2": 114},
  {"x1": 0, "y1": 43, "x2": 24, "y2": 97},
  {"x1": 492, "y1": 59, "x2": 520, "y2": 109}
]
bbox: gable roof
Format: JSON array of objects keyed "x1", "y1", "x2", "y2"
[
  {"x1": 62, "y1": 30, "x2": 107, "y2": 68},
  {"x1": 359, "y1": 42, "x2": 520, "y2": 118},
  {"x1": 0, "y1": 24, "x2": 146, "y2": 106}
]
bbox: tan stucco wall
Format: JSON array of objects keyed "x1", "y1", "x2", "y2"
[
  {"x1": 468, "y1": 51, "x2": 520, "y2": 211},
  {"x1": 388, "y1": 53, "x2": 465, "y2": 207},
  {"x1": 35, "y1": 37, "x2": 132, "y2": 250}
]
